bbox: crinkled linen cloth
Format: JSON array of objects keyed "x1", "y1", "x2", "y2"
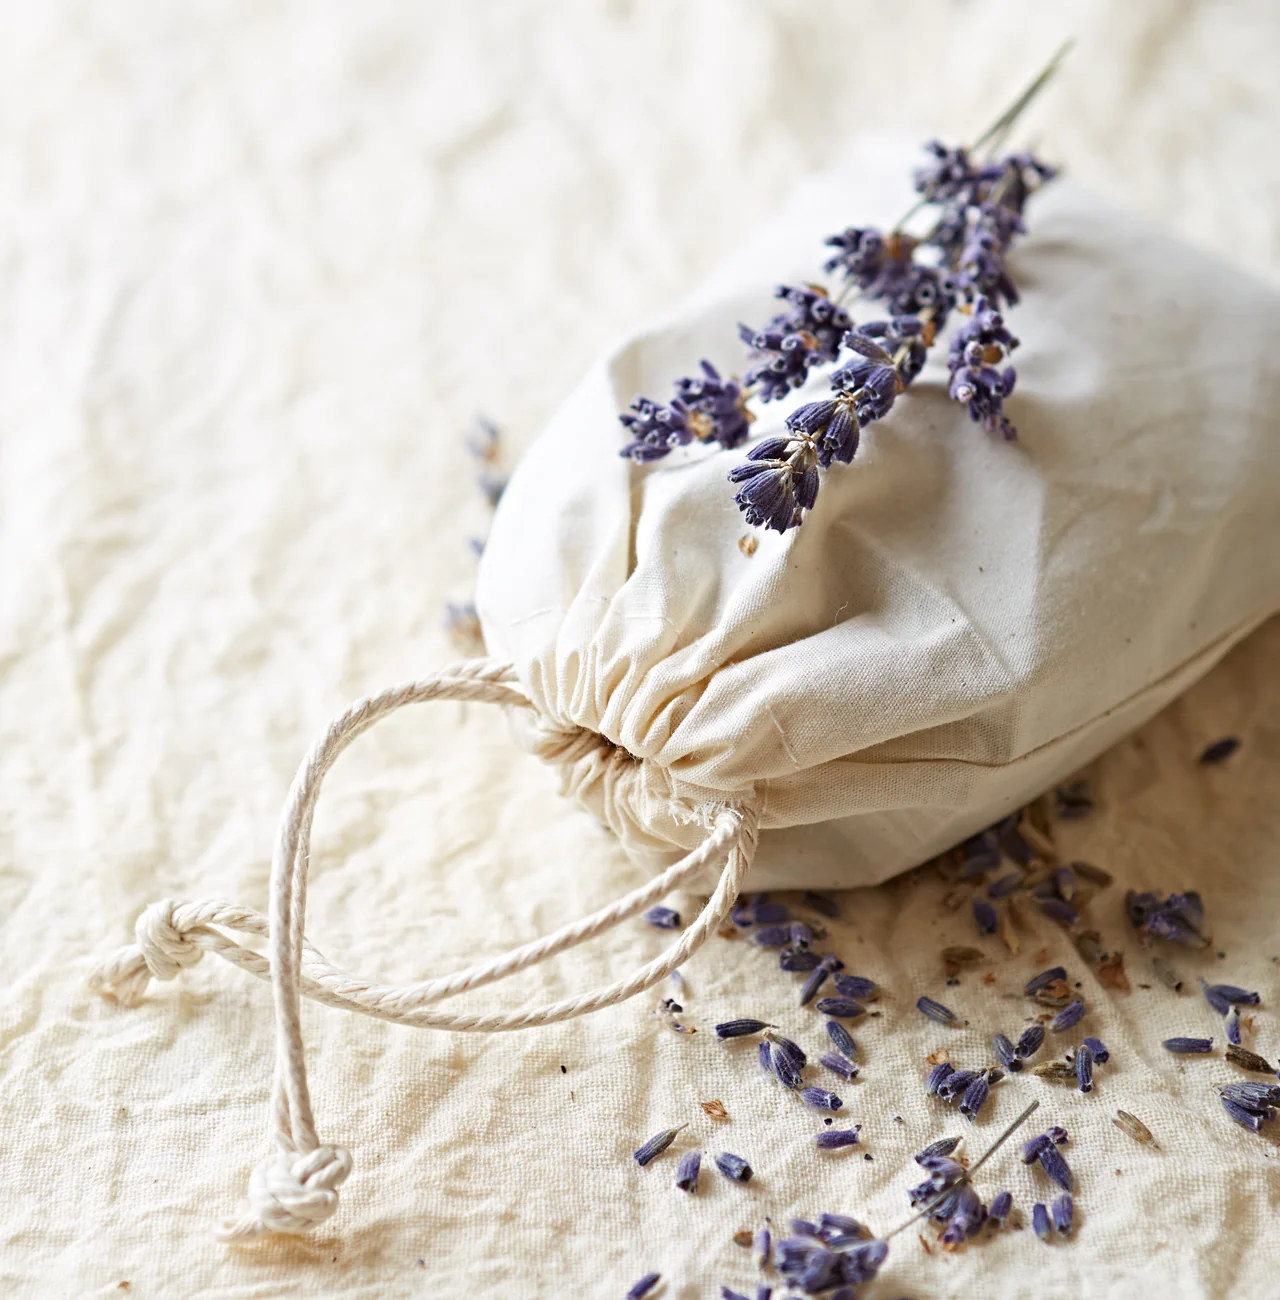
[{"x1": 2, "y1": 2, "x2": 1280, "y2": 1297}]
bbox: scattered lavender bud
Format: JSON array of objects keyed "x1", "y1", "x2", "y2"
[
  {"x1": 972, "y1": 898, "x2": 998, "y2": 935},
  {"x1": 989, "y1": 1190, "x2": 1013, "y2": 1227},
  {"x1": 1047, "y1": 1125, "x2": 1070, "y2": 1144},
  {"x1": 1226, "y1": 1043, "x2": 1273, "y2": 1073},
  {"x1": 800, "y1": 1087, "x2": 843, "y2": 1111},
  {"x1": 800, "y1": 956, "x2": 842, "y2": 1006},
  {"x1": 826, "y1": 1020, "x2": 858, "y2": 1059},
  {"x1": 959, "y1": 1072, "x2": 991, "y2": 1120},
  {"x1": 1032, "y1": 1202, "x2": 1051, "y2": 1242},
  {"x1": 1052, "y1": 1192, "x2": 1074, "y2": 1236},
  {"x1": 818, "y1": 1212, "x2": 869, "y2": 1244},
  {"x1": 833, "y1": 974, "x2": 879, "y2": 1001},
  {"x1": 1204, "y1": 982, "x2": 1260, "y2": 1006},
  {"x1": 1082, "y1": 1035, "x2": 1109, "y2": 1064},
  {"x1": 770, "y1": 1033, "x2": 807, "y2": 1069},
  {"x1": 753, "y1": 1226, "x2": 772, "y2": 1267},
  {"x1": 820, "y1": 1051, "x2": 858, "y2": 1081},
  {"x1": 1038, "y1": 1143, "x2": 1074, "y2": 1191},
  {"x1": 715, "y1": 1019, "x2": 774, "y2": 1039},
  {"x1": 917, "y1": 1137, "x2": 962, "y2": 1160},
  {"x1": 917, "y1": 996, "x2": 967, "y2": 1026},
  {"x1": 1025, "y1": 967, "x2": 1068, "y2": 995},
  {"x1": 627, "y1": 1272, "x2": 661, "y2": 1299},
  {"x1": 764, "y1": 1041, "x2": 804, "y2": 1090},
  {"x1": 1163, "y1": 1037, "x2": 1214, "y2": 1054},
  {"x1": 815, "y1": 997, "x2": 865, "y2": 1019},
  {"x1": 1020, "y1": 1133, "x2": 1052, "y2": 1164},
  {"x1": 1200, "y1": 980, "x2": 1232, "y2": 1016},
  {"x1": 1226, "y1": 1006, "x2": 1242, "y2": 1046},
  {"x1": 1015, "y1": 1024, "x2": 1047, "y2": 1060},
  {"x1": 720, "y1": 1290, "x2": 749, "y2": 1300},
  {"x1": 790, "y1": 1218, "x2": 820, "y2": 1239},
  {"x1": 788, "y1": 921, "x2": 814, "y2": 947},
  {"x1": 1039, "y1": 897, "x2": 1079, "y2": 926},
  {"x1": 634, "y1": 1126, "x2": 686, "y2": 1167},
  {"x1": 754, "y1": 1286, "x2": 771, "y2": 1300},
  {"x1": 779, "y1": 946, "x2": 823, "y2": 972},
  {"x1": 675, "y1": 1149, "x2": 701, "y2": 1193},
  {"x1": 1050, "y1": 1000, "x2": 1086, "y2": 1032},
  {"x1": 643, "y1": 906, "x2": 681, "y2": 930},
  {"x1": 753, "y1": 903, "x2": 791, "y2": 925},
  {"x1": 803, "y1": 891, "x2": 839, "y2": 918},
  {"x1": 993, "y1": 1033, "x2": 1020, "y2": 1072},
  {"x1": 1054, "y1": 779, "x2": 1094, "y2": 819},
  {"x1": 731, "y1": 896, "x2": 755, "y2": 927},
  {"x1": 1054, "y1": 865, "x2": 1077, "y2": 902},
  {"x1": 937, "y1": 1069, "x2": 980, "y2": 1103},
  {"x1": 714, "y1": 1152, "x2": 753, "y2": 1183},
  {"x1": 1218, "y1": 1080, "x2": 1280, "y2": 1108},
  {"x1": 959, "y1": 828, "x2": 1002, "y2": 875},
  {"x1": 1113, "y1": 1110, "x2": 1158, "y2": 1147},
  {"x1": 1075, "y1": 1043, "x2": 1094, "y2": 1093},
  {"x1": 926, "y1": 1062, "x2": 956, "y2": 1095},
  {"x1": 988, "y1": 872, "x2": 1024, "y2": 899},
  {"x1": 816, "y1": 1127, "x2": 862, "y2": 1149},
  {"x1": 1221, "y1": 1096, "x2": 1268, "y2": 1131},
  {"x1": 1198, "y1": 736, "x2": 1240, "y2": 765},
  {"x1": 754, "y1": 925, "x2": 790, "y2": 949}
]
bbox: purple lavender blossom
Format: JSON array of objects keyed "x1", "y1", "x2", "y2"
[
  {"x1": 1050, "y1": 1000, "x2": 1086, "y2": 1033},
  {"x1": 727, "y1": 436, "x2": 819, "y2": 533},
  {"x1": 1075, "y1": 1043, "x2": 1094, "y2": 1093},
  {"x1": 1052, "y1": 1192, "x2": 1074, "y2": 1236},
  {"x1": 1037, "y1": 1143, "x2": 1074, "y2": 1191},
  {"x1": 993, "y1": 1033, "x2": 1020, "y2": 1072},
  {"x1": 816, "y1": 1128, "x2": 862, "y2": 1149},
  {"x1": 800, "y1": 1087, "x2": 843, "y2": 1112},
  {"x1": 1163, "y1": 1036, "x2": 1214, "y2": 1054},
  {"x1": 1082, "y1": 1035, "x2": 1109, "y2": 1064},
  {"x1": 815, "y1": 997, "x2": 865, "y2": 1020},
  {"x1": 714, "y1": 1151, "x2": 753, "y2": 1183},
  {"x1": 917, "y1": 1137, "x2": 962, "y2": 1160},
  {"x1": 820, "y1": 1051, "x2": 858, "y2": 1081},
  {"x1": 989, "y1": 1190, "x2": 1013, "y2": 1227},
  {"x1": 833, "y1": 974, "x2": 878, "y2": 1002},
  {"x1": 627, "y1": 1272, "x2": 661, "y2": 1299},
  {"x1": 715, "y1": 1019, "x2": 773, "y2": 1039},
  {"x1": 925, "y1": 1062, "x2": 956, "y2": 1096},
  {"x1": 973, "y1": 898, "x2": 998, "y2": 935},
  {"x1": 633, "y1": 1126, "x2": 685, "y2": 1167},
  {"x1": 642, "y1": 906, "x2": 681, "y2": 930},
  {"x1": 675, "y1": 1149, "x2": 701, "y2": 1193},
  {"x1": 1126, "y1": 889, "x2": 1210, "y2": 948},
  {"x1": 779, "y1": 946, "x2": 823, "y2": 972},
  {"x1": 799, "y1": 954, "x2": 843, "y2": 1005},
  {"x1": 825, "y1": 1020, "x2": 858, "y2": 1058},
  {"x1": 959, "y1": 1072, "x2": 991, "y2": 1121},
  {"x1": 1226, "y1": 1007, "x2": 1242, "y2": 1046},
  {"x1": 1025, "y1": 967, "x2": 1067, "y2": 995},
  {"x1": 917, "y1": 996, "x2": 967, "y2": 1026},
  {"x1": 1032, "y1": 1202, "x2": 1051, "y2": 1242},
  {"x1": 1015, "y1": 1024, "x2": 1046, "y2": 1061},
  {"x1": 937, "y1": 1069, "x2": 981, "y2": 1104}
]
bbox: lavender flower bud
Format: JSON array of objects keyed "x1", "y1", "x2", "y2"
[
  {"x1": 1221, "y1": 1096, "x2": 1268, "y2": 1131},
  {"x1": 1075, "y1": 1043, "x2": 1094, "y2": 1093},
  {"x1": 1082, "y1": 1035, "x2": 1109, "y2": 1064},
  {"x1": 764, "y1": 1041, "x2": 803, "y2": 1090},
  {"x1": 778, "y1": 945, "x2": 822, "y2": 972},
  {"x1": 642, "y1": 906, "x2": 681, "y2": 930},
  {"x1": 770, "y1": 1033, "x2": 807, "y2": 1069},
  {"x1": 800, "y1": 1087, "x2": 843, "y2": 1111},
  {"x1": 841, "y1": 1239, "x2": 888, "y2": 1283},
  {"x1": 815, "y1": 1127, "x2": 862, "y2": 1149},
  {"x1": 1015, "y1": 1024, "x2": 1046, "y2": 1060},
  {"x1": 1032, "y1": 1202, "x2": 1051, "y2": 1242},
  {"x1": 753, "y1": 925, "x2": 790, "y2": 948},
  {"x1": 818, "y1": 1212, "x2": 869, "y2": 1243},
  {"x1": 799, "y1": 955, "x2": 843, "y2": 1006},
  {"x1": 1203, "y1": 981, "x2": 1261, "y2": 1006},
  {"x1": 826, "y1": 1020, "x2": 858, "y2": 1059},
  {"x1": 959, "y1": 1072, "x2": 991, "y2": 1121},
  {"x1": 1047, "y1": 1125, "x2": 1070, "y2": 1144},
  {"x1": 1199, "y1": 736, "x2": 1241, "y2": 764},
  {"x1": 1020, "y1": 1133, "x2": 1051, "y2": 1164},
  {"x1": 753, "y1": 1226, "x2": 772, "y2": 1267},
  {"x1": 1038, "y1": 897, "x2": 1079, "y2": 926},
  {"x1": 916, "y1": 1137, "x2": 962, "y2": 1160},
  {"x1": 789, "y1": 921, "x2": 814, "y2": 947},
  {"x1": 993, "y1": 1032, "x2": 1020, "y2": 1072},
  {"x1": 627, "y1": 1272, "x2": 661, "y2": 1299},
  {"x1": 1053, "y1": 1192, "x2": 1074, "y2": 1235},
  {"x1": 820, "y1": 1051, "x2": 859, "y2": 1081},
  {"x1": 675, "y1": 1149, "x2": 701, "y2": 1193},
  {"x1": 715, "y1": 1019, "x2": 773, "y2": 1039},
  {"x1": 714, "y1": 1151, "x2": 753, "y2": 1183},
  {"x1": 988, "y1": 1190, "x2": 1013, "y2": 1227},
  {"x1": 1025, "y1": 967, "x2": 1068, "y2": 995},
  {"x1": 925, "y1": 1062, "x2": 956, "y2": 1096},
  {"x1": 832, "y1": 974, "x2": 879, "y2": 1002},
  {"x1": 1050, "y1": 1000, "x2": 1086, "y2": 1032},
  {"x1": 753, "y1": 902, "x2": 790, "y2": 926},
  {"x1": 1038, "y1": 1143, "x2": 1074, "y2": 1191},
  {"x1": 633, "y1": 1126, "x2": 686, "y2": 1167},
  {"x1": 972, "y1": 898, "x2": 998, "y2": 935},
  {"x1": 815, "y1": 997, "x2": 865, "y2": 1019},
  {"x1": 1226, "y1": 1006, "x2": 1242, "y2": 1046},
  {"x1": 937, "y1": 1069, "x2": 979, "y2": 1103},
  {"x1": 1218, "y1": 1081, "x2": 1280, "y2": 1108},
  {"x1": 1163, "y1": 1037, "x2": 1214, "y2": 1054},
  {"x1": 917, "y1": 996, "x2": 967, "y2": 1026},
  {"x1": 988, "y1": 872, "x2": 1024, "y2": 898},
  {"x1": 803, "y1": 891, "x2": 839, "y2": 917}
]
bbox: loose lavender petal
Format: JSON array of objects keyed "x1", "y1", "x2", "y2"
[
  {"x1": 1163, "y1": 1037, "x2": 1214, "y2": 1054},
  {"x1": 634, "y1": 1126, "x2": 685, "y2": 1167},
  {"x1": 916, "y1": 1136, "x2": 962, "y2": 1160},
  {"x1": 937, "y1": 1069, "x2": 980, "y2": 1103},
  {"x1": 972, "y1": 898, "x2": 998, "y2": 935},
  {"x1": 818, "y1": 1213, "x2": 869, "y2": 1242},
  {"x1": 1050, "y1": 1000, "x2": 1086, "y2": 1032},
  {"x1": 925, "y1": 1062, "x2": 956, "y2": 1096},
  {"x1": 989, "y1": 1190, "x2": 1013, "y2": 1227},
  {"x1": 800, "y1": 1087, "x2": 843, "y2": 1111},
  {"x1": 1020, "y1": 1133, "x2": 1051, "y2": 1164},
  {"x1": 714, "y1": 1152, "x2": 753, "y2": 1183},
  {"x1": 917, "y1": 995, "x2": 967, "y2": 1026},
  {"x1": 675, "y1": 1149, "x2": 701, "y2": 1193},
  {"x1": 753, "y1": 903, "x2": 791, "y2": 926},
  {"x1": 766, "y1": 1041, "x2": 804, "y2": 1090},
  {"x1": 1039, "y1": 897, "x2": 1079, "y2": 926},
  {"x1": 643, "y1": 906, "x2": 681, "y2": 930},
  {"x1": 1032, "y1": 1202, "x2": 1051, "y2": 1242},
  {"x1": 1204, "y1": 982, "x2": 1261, "y2": 1006},
  {"x1": 800, "y1": 956, "x2": 842, "y2": 1006},
  {"x1": 1015, "y1": 1024, "x2": 1046, "y2": 1060},
  {"x1": 993, "y1": 1032, "x2": 1019, "y2": 1071},
  {"x1": 779, "y1": 946, "x2": 823, "y2": 972},
  {"x1": 826, "y1": 1020, "x2": 858, "y2": 1059},
  {"x1": 1226, "y1": 1007, "x2": 1242, "y2": 1046},
  {"x1": 628, "y1": 1272, "x2": 661, "y2": 1299},
  {"x1": 1198, "y1": 736, "x2": 1241, "y2": 765},
  {"x1": 1222, "y1": 1096, "x2": 1266, "y2": 1131},
  {"x1": 803, "y1": 891, "x2": 839, "y2": 918},
  {"x1": 1038, "y1": 1143, "x2": 1074, "y2": 1191},
  {"x1": 1025, "y1": 967, "x2": 1068, "y2": 995},
  {"x1": 753, "y1": 1226, "x2": 772, "y2": 1268},
  {"x1": 715, "y1": 1019, "x2": 774, "y2": 1039},
  {"x1": 959, "y1": 1072, "x2": 991, "y2": 1120},
  {"x1": 753, "y1": 925, "x2": 790, "y2": 949},
  {"x1": 815, "y1": 997, "x2": 865, "y2": 1019},
  {"x1": 1075, "y1": 1043, "x2": 1094, "y2": 1093},
  {"x1": 771, "y1": 1033, "x2": 807, "y2": 1069},
  {"x1": 1046, "y1": 1125, "x2": 1069, "y2": 1145},
  {"x1": 816, "y1": 1127, "x2": 862, "y2": 1149},
  {"x1": 1052, "y1": 1192, "x2": 1074, "y2": 1236},
  {"x1": 1200, "y1": 979, "x2": 1232, "y2": 1016},
  {"x1": 820, "y1": 1051, "x2": 858, "y2": 1081},
  {"x1": 1218, "y1": 1081, "x2": 1280, "y2": 1107},
  {"x1": 1082, "y1": 1035, "x2": 1109, "y2": 1064},
  {"x1": 833, "y1": 974, "x2": 879, "y2": 1002}
]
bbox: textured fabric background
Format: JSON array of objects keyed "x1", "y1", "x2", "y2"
[{"x1": 1, "y1": 2, "x2": 1279, "y2": 1297}]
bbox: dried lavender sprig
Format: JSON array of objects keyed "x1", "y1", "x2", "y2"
[
  {"x1": 816, "y1": 1127, "x2": 862, "y2": 1149},
  {"x1": 634, "y1": 1125, "x2": 687, "y2": 1167},
  {"x1": 643, "y1": 906, "x2": 681, "y2": 930},
  {"x1": 675, "y1": 1149, "x2": 701, "y2": 1193},
  {"x1": 715, "y1": 1152, "x2": 753, "y2": 1183},
  {"x1": 1163, "y1": 1037, "x2": 1214, "y2": 1054},
  {"x1": 716, "y1": 1019, "x2": 775, "y2": 1039},
  {"x1": 627, "y1": 1272, "x2": 661, "y2": 1299},
  {"x1": 917, "y1": 996, "x2": 967, "y2": 1026}
]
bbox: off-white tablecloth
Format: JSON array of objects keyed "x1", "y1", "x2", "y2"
[{"x1": 2, "y1": 2, "x2": 1279, "y2": 1297}]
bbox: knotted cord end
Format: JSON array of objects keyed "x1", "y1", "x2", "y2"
[
  {"x1": 217, "y1": 1144, "x2": 353, "y2": 1242},
  {"x1": 86, "y1": 898, "x2": 206, "y2": 1005}
]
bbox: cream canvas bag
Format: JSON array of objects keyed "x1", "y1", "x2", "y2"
[{"x1": 90, "y1": 135, "x2": 1280, "y2": 1239}]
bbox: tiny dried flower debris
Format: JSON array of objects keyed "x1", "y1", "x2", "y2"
[
  {"x1": 1113, "y1": 1110, "x2": 1158, "y2": 1147},
  {"x1": 1052, "y1": 1192, "x2": 1074, "y2": 1236},
  {"x1": 627, "y1": 1271, "x2": 661, "y2": 1299},
  {"x1": 1225, "y1": 1044, "x2": 1273, "y2": 1073},
  {"x1": 1163, "y1": 1036, "x2": 1214, "y2": 1054},
  {"x1": 918, "y1": 996, "x2": 967, "y2": 1026},
  {"x1": 800, "y1": 1087, "x2": 844, "y2": 1112},
  {"x1": 1031, "y1": 1062, "x2": 1075, "y2": 1083},
  {"x1": 815, "y1": 1127, "x2": 862, "y2": 1149},
  {"x1": 1198, "y1": 736, "x2": 1241, "y2": 765},
  {"x1": 1025, "y1": 967, "x2": 1068, "y2": 995},
  {"x1": 716, "y1": 1019, "x2": 774, "y2": 1039},
  {"x1": 714, "y1": 1152, "x2": 753, "y2": 1183},
  {"x1": 1050, "y1": 1000, "x2": 1086, "y2": 1033},
  {"x1": 443, "y1": 601, "x2": 484, "y2": 655},
  {"x1": 675, "y1": 1149, "x2": 701, "y2": 1193},
  {"x1": 701, "y1": 1099, "x2": 730, "y2": 1120},
  {"x1": 634, "y1": 1125, "x2": 687, "y2": 1167},
  {"x1": 643, "y1": 906, "x2": 681, "y2": 930}
]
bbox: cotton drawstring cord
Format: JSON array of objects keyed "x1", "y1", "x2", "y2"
[{"x1": 86, "y1": 656, "x2": 760, "y2": 1242}]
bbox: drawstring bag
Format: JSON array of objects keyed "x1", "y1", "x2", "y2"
[{"x1": 89, "y1": 133, "x2": 1280, "y2": 1240}]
